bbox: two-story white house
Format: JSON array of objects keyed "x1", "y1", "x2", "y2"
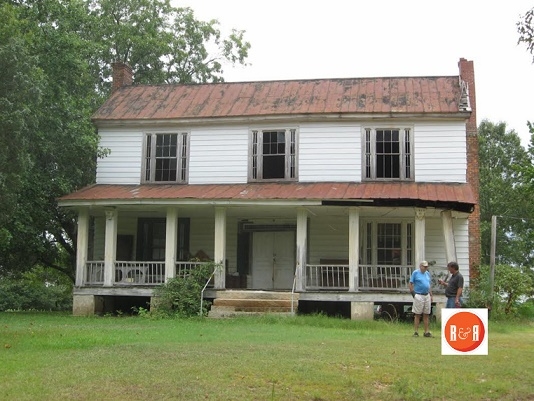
[{"x1": 59, "y1": 58, "x2": 480, "y2": 319}]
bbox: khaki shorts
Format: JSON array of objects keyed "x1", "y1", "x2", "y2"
[{"x1": 412, "y1": 293, "x2": 431, "y2": 315}]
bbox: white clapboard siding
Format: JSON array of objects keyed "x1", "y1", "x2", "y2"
[
  {"x1": 96, "y1": 129, "x2": 143, "y2": 184},
  {"x1": 299, "y1": 123, "x2": 361, "y2": 182},
  {"x1": 425, "y1": 217, "x2": 470, "y2": 285},
  {"x1": 189, "y1": 127, "x2": 248, "y2": 184},
  {"x1": 308, "y1": 216, "x2": 350, "y2": 263},
  {"x1": 95, "y1": 120, "x2": 467, "y2": 185},
  {"x1": 414, "y1": 122, "x2": 467, "y2": 183},
  {"x1": 190, "y1": 217, "x2": 215, "y2": 261}
]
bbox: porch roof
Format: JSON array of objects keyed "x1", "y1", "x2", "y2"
[{"x1": 59, "y1": 182, "x2": 476, "y2": 212}]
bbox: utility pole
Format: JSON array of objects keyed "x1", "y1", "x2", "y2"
[{"x1": 489, "y1": 215, "x2": 497, "y2": 308}]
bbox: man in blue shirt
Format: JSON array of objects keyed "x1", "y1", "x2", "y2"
[{"x1": 409, "y1": 261, "x2": 433, "y2": 337}]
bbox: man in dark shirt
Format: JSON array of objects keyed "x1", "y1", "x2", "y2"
[{"x1": 439, "y1": 261, "x2": 464, "y2": 308}]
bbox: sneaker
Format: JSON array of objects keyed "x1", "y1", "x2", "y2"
[
  {"x1": 413, "y1": 332, "x2": 419, "y2": 337},
  {"x1": 424, "y1": 332, "x2": 432, "y2": 338}
]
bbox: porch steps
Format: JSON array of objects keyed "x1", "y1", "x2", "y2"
[{"x1": 208, "y1": 290, "x2": 299, "y2": 318}]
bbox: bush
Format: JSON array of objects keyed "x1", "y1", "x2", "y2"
[
  {"x1": 152, "y1": 262, "x2": 217, "y2": 318},
  {"x1": 465, "y1": 264, "x2": 533, "y2": 319},
  {"x1": 0, "y1": 268, "x2": 72, "y2": 311}
]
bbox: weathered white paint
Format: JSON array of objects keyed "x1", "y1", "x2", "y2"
[
  {"x1": 92, "y1": 216, "x2": 105, "y2": 260},
  {"x1": 213, "y1": 207, "x2": 226, "y2": 289},
  {"x1": 299, "y1": 123, "x2": 361, "y2": 182},
  {"x1": 441, "y1": 210, "x2": 457, "y2": 264},
  {"x1": 414, "y1": 122, "x2": 467, "y2": 183},
  {"x1": 96, "y1": 129, "x2": 143, "y2": 184},
  {"x1": 348, "y1": 207, "x2": 359, "y2": 292},
  {"x1": 251, "y1": 231, "x2": 295, "y2": 289},
  {"x1": 424, "y1": 217, "x2": 470, "y2": 287},
  {"x1": 308, "y1": 215, "x2": 349, "y2": 263},
  {"x1": 103, "y1": 209, "x2": 118, "y2": 287},
  {"x1": 165, "y1": 207, "x2": 177, "y2": 280},
  {"x1": 189, "y1": 127, "x2": 249, "y2": 184},
  {"x1": 94, "y1": 120, "x2": 467, "y2": 185},
  {"x1": 295, "y1": 208, "x2": 307, "y2": 292},
  {"x1": 76, "y1": 209, "x2": 89, "y2": 287},
  {"x1": 414, "y1": 208, "x2": 426, "y2": 265}
]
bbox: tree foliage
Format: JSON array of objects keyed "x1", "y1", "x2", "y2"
[
  {"x1": 478, "y1": 120, "x2": 534, "y2": 266},
  {"x1": 466, "y1": 264, "x2": 533, "y2": 317},
  {"x1": 517, "y1": 7, "x2": 534, "y2": 63},
  {"x1": 87, "y1": 0, "x2": 250, "y2": 93},
  {"x1": 0, "y1": 0, "x2": 250, "y2": 281}
]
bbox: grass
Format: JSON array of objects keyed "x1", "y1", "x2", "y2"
[{"x1": 1, "y1": 312, "x2": 533, "y2": 401}]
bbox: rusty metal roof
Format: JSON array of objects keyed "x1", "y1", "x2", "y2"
[
  {"x1": 93, "y1": 76, "x2": 467, "y2": 123},
  {"x1": 59, "y1": 182, "x2": 476, "y2": 212}
]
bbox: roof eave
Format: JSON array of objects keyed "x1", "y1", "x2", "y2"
[{"x1": 92, "y1": 112, "x2": 472, "y2": 128}]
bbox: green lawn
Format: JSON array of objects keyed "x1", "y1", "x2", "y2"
[{"x1": 1, "y1": 312, "x2": 533, "y2": 400}]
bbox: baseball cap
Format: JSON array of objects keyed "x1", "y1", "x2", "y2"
[{"x1": 421, "y1": 261, "x2": 429, "y2": 267}]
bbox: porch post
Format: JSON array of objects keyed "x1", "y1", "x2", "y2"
[
  {"x1": 441, "y1": 210, "x2": 457, "y2": 264},
  {"x1": 414, "y1": 208, "x2": 426, "y2": 265},
  {"x1": 165, "y1": 207, "x2": 178, "y2": 281},
  {"x1": 214, "y1": 207, "x2": 226, "y2": 289},
  {"x1": 103, "y1": 208, "x2": 118, "y2": 287},
  {"x1": 296, "y1": 208, "x2": 307, "y2": 292},
  {"x1": 349, "y1": 207, "x2": 360, "y2": 292},
  {"x1": 75, "y1": 208, "x2": 89, "y2": 287}
]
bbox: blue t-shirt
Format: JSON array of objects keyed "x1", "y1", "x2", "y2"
[{"x1": 410, "y1": 269, "x2": 431, "y2": 294}]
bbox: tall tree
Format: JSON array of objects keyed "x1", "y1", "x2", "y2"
[
  {"x1": 518, "y1": 7, "x2": 534, "y2": 63},
  {"x1": 478, "y1": 120, "x2": 533, "y2": 266},
  {"x1": 87, "y1": 0, "x2": 250, "y2": 93},
  {"x1": 0, "y1": 0, "x2": 250, "y2": 281}
]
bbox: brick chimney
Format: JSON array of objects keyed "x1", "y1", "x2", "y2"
[
  {"x1": 111, "y1": 62, "x2": 133, "y2": 93},
  {"x1": 458, "y1": 58, "x2": 480, "y2": 276}
]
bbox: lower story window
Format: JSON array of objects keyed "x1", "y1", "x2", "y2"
[{"x1": 361, "y1": 221, "x2": 414, "y2": 270}]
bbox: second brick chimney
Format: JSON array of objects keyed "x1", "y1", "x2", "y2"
[{"x1": 111, "y1": 62, "x2": 133, "y2": 93}]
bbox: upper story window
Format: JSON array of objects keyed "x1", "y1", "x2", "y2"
[
  {"x1": 364, "y1": 127, "x2": 413, "y2": 181},
  {"x1": 249, "y1": 128, "x2": 298, "y2": 181},
  {"x1": 143, "y1": 132, "x2": 189, "y2": 183}
]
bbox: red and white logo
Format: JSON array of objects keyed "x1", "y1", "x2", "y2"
[{"x1": 441, "y1": 309, "x2": 488, "y2": 355}]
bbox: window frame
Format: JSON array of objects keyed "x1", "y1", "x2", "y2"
[
  {"x1": 362, "y1": 126, "x2": 414, "y2": 181},
  {"x1": 248, "y1": 127, "x2": 298, "y2": 182},
  {"x1": 141, "y1": 131, "x2": 190, "y2": 184},
  {"x1": 360, "y1": 220, "x2": 414, "y2": 268}
]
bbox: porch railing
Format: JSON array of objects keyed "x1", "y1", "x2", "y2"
[
  {"x1": 115, "y1": 261, "x2": 166, "y2": 285},
  {"x1": 305, "y1": 263, "x2": 448, "y2": 292},
  {"x1": 83, "y1": 260, "x2": 216, "y2": 286},
  {"x1": 306, "y1": 264, "x2": 349, "y2": 290},
  {"x1": 85, "y1": 261, "x2": 105, "y2": 285}
]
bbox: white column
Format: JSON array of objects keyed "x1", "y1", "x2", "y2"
[
  {"x1": 75, "y1": 208, "x2": 89, "y2": 287},
  {"x1": 441, "y1": 210, "x2": 457, "y2": 264},
  {"x1": 295, "y1": 208, "x2": 308, "y2": 292},
  {"x1": 165, "y1": 207, "x2": 178, "y2": 281},
  {"x1": 103, "y1": 209, "x2": 118, "y2": 287},
  {"x1": 414, "y1": 208, "x2": 426, "y2": 266},
  {"x1": 349, "y1": 207, "x2": 360, "y2": 292},
  {"x1": 213, "y1": 207, "x2": 227, "y2": 289}
]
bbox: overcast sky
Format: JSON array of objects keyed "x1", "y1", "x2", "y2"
[{"x1": 178, "y1": 0, "x2": 534, "y2": 146}]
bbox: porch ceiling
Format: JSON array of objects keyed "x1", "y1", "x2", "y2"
[{"x1": 59, "y1": 182, "x2": 476, "y2": 213}]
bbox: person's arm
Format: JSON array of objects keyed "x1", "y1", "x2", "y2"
[
  {"x1": 455, "y1": 277, "x2": 464, "y2": 306},
  {"x1": 409, "y1": 274, "x2": 415, "y2": 297}
]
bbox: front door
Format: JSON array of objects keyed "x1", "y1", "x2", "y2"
[{"x1": 251, "y1": 231, "x2": 295, "y2": 289}]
